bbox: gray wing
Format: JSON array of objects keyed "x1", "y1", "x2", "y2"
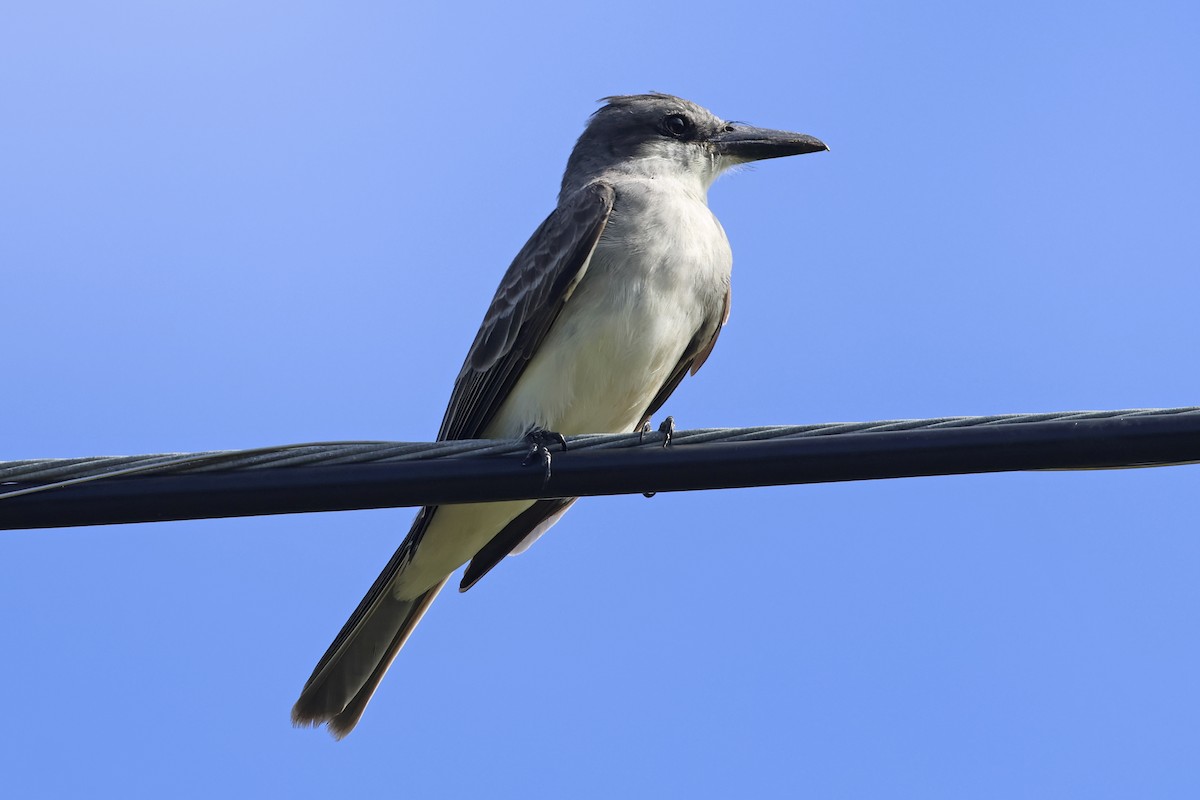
[
  {"x1": 438, "y1": 181, "x2": 616, "y2": 441},
  {"x1": 460, "y1": 498, "x2": 576, "y2": 591}
]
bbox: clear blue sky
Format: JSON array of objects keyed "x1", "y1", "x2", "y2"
[{"x1": 3, "y1": 2, "x2": 1199, "y2": 797}]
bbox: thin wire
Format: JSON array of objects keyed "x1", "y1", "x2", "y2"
[{"x1": 3, "y1": 406, "x2": 1197, "y2": 501}]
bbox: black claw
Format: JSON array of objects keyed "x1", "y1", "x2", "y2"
[
  {"x1": 523, "y1": 428, "x2": 567, "y2": 487},
  {"x1": 641, "y1": 416, "x2": 676, "y2": 497},
  {"x1": 640, "y1": 416, "x2": 676, "y2": 496},
  {"x1": 658, "y1": 416, "x2": 675, "y2": 448},
  {"x1": 522, "y1": 444, "x2": 552, "y2": 486},
  {"x1": 640, "y1": 425, "x2": 656, "y2": 494},
  {"x1": 525, "y1": 428, "x2": 567, "y2": 452}
]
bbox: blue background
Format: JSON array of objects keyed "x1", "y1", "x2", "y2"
[{"x1": 3, "y1": 2, "x2": 1199, "y2": 796}]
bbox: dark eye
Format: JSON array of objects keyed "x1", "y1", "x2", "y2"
[{"x1": 660, "y1": 113, "x2": 692, "y2": 138}]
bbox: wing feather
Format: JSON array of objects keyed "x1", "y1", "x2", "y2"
[{"x1": 439, "y1": 182, "x2": 615, "y2": 441}]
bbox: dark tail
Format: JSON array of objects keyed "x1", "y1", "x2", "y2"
[{"x1": 292, "y1": 577, "x2": 447, "y2": 738}]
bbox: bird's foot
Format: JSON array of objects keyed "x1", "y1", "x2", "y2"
[
  {"x1": 522, "y1": 428, "x2": 567, "y2": 486},
  {"x1": 656, "y1": 415, "x2": 676, "y2": 448},
  {"x1": 639, "y1": 415, "x2": 675, "y2": 447},
  {"x1": 641, "y1": 416, "x2": 676, "y2": 498}
]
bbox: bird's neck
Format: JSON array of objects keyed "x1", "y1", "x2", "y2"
[{"x1": 563, "y1": 151, "x2": 720, "y2": 205}]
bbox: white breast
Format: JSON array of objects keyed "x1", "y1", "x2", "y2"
[{"x1": 485, "y1": 178, "x2": 732, "y2": 439}]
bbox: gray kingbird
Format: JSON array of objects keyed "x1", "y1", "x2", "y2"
[{"x1": 292, "y1": 93, "x2": 827, "y2": 737}]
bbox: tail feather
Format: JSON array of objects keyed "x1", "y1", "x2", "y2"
[{"x1": 292, "y1": 578, "x2": 447, "y2": 738}]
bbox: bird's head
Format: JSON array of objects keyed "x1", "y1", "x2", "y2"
[{"x1": 561, "y1": 93, "x2": 827, "y2": 198}]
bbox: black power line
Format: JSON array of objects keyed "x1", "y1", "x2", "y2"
[{"x1": 1, "y1": 407, "x2": 1197, "y2": 531}]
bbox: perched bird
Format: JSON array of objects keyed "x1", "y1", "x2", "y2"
[{"x1": 293, "y1": 93, "x2": 827, "y2": 737}]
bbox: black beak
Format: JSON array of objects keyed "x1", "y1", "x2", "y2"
[{"x1": 711, "y1": 124, "x2": 828, "y2": 162}]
